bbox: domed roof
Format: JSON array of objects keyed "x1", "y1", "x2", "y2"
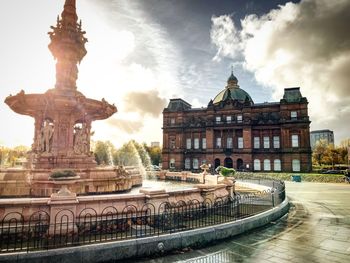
[
  {"x1": 227, "y1": 72, "x2": 238, "y2": 83},
  {"x1": 212, "y1": 72, "x2": 254, "y2": 105}
]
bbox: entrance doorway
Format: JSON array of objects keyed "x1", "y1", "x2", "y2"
[
  {"x1": 224, "y1": 157, "x2": 233, "y2": 168},
  {"x1": 214, "y1": 158, "x2": 221, "y2": 169},
  {"x1": 237, "y1": 158, "x2": 243, "y2": 170}
]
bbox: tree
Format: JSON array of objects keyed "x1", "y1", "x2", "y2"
[
  {"x1": 93, "y1": 141, "x2": 115, "y2": 165},
  {"x1": 147, "y1": 145, "x2": 162, "y2": 165},
  {"x1": 312, "y1": 139, "x2": 350, "y2": 169},
  {"x1": 114, "y1": 140, "x2": 141, "y2": 167},
  {"x1": 92, "y1": 140, "x2": 162, "y2": 168},
  {"x1": 312, "y1": 139, "x2": 328, "y2": 166},
  {"x1": 339, "y1": 139, "x2": 349, "y2": 164},
  {"x1": 0, "y1": 145, "x2": 29, "y2": 167}
]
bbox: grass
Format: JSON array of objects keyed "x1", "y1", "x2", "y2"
[{"x1": 235, "y1": 172, "x2": 346, "y2": 183}]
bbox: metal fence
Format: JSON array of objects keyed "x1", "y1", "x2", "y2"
[{"x1": 0, "y1": 178, "x2": 285, "y2": 254}]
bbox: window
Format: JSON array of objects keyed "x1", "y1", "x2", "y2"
[
  {"x1": 185, "y1": 158, "x2": 191, "y2": 169},
  {"x1": 193, "y1": 158, "x2": 199, "y2": 169},
  {"x1": 194, "y1": 138, "x2": 199, "y2": 149},
  {"x1": 227, "y1": 138, "x2": 233, "y2": 148},
  {"x1": 274, "y1": 159, "x2": 281, "y2": 171},
  {"x1": 263, "y1": 136, "x2": 270, "y2": 149},
  {"x1": 254, "y1": 137, "x2": 260, "y2": 149},
  {"x1": 237, "y1": 115, "x2": 243, "y2": 123},
  {"x1": 273, "y1": 136, "x2": 280, "y2": 148},
  {"x1": 264, "y1": 159, "x2": 271, "y2": 171},
  {"x1": 216, "y1": 137, "x2": 222, "y2": 148},
  {"x1": 169, "y1": 138, "x2": 176, "y2": 149},
  {"x1": 202, "y1": 138, "x2": 207, "y2": 149},
  {"x1": 292, "y1": 159, "x2": 300, "y2": 172},
  {"x1": 186, "y1": 138, "x2": 191, "y2": 149},
  {"x1": 170, "y1": 118, "x2": 175, "y2": 125},
  {"x1": 238, "y1": 137, "x2": 243, "y2": 149},
  {"x1": 291, "y1": 111, "x2": 297, "y2": 120},
  {"x1": 170, "y1": 158, "x2": 175, "y2": 169},
  {"x1": 216, "y1": 116, "x2": 221, "y2": 123},
  {"x1": 254, "y1": 159, "x2": 261, "y2": 171},
  {"x1": 226, "y1": 116, "x2": 232, "y2": 123},
  {"x1": 202, "y1": 159, "x2": 207, "y2": 164},
  {"x1": 291, "y1": 135, "x2": 299, "y2": 147}
]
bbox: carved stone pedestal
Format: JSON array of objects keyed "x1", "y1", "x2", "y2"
[
  {"x1": 139, "y1": 188, "x2": 170, "y2": 212},
  {"x1": 47, "y1": 178, "x2": 79, "y2": 236},
  {"x1": 219, "y1": 177, "x2": 236, "y2": 198}
]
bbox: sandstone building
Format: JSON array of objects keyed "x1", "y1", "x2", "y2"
[{"x1": 162, "y1": 73, "x2": 312, "y2": 172}]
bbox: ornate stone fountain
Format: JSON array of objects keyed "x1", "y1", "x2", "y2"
[{"x1": 2, "y1": 0, "x2": 142, "y2": 197}]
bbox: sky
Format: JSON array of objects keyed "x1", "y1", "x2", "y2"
[{"x1": 0, "y1": 0, "x2": 349, "y2": 148}]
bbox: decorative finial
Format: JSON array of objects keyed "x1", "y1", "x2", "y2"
[
  {"x1": 48, "y1": 0, "x2": 87, "y2": 92},
  {"x1": 227, "y1": 66, "x2": 238, "y2": 88}
]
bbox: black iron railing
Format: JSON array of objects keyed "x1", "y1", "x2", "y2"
[{"x1": 0, "y1": 178, "x2": 285, "y2": 254}]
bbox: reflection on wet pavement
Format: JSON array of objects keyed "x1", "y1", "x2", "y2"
[{"x1": 136, "y1": 182, "x2": 350, "y2": 263}]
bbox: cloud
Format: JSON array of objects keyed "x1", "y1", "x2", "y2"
[
  {"x1": 210, "y1": 15, "x2": 241, "y2": 61},
  {"x1": 210, "y1": 0, "x2": 350, "y2": 143},
  {"x1": 123, "y1": 90, "x2": 167, "y2": 118},
  {"x1": 106, "y1": 117, "x2": 144, "y2": 134}
]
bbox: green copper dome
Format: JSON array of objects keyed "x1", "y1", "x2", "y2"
[
  {"x1": 212, "y1": 72, "x2": 254, "y2": 105},
  {"x1": 227, "y1": 72, "x2": 238, "y2": 83}
]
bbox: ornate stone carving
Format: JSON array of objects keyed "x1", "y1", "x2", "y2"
[
  {"x1": 40, "y1": 120, "x2": 54, "y2": 153},
  {"x1": 73, "y1": 123, "x2": 90, "y2": 155}
]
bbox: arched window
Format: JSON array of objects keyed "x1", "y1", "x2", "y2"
[
  {"x1": 170, "y1": 158, "x2": 175, "y2": 169},
  {"x1": 274, "y1": 159, "x2": 281, "y2": 171},
  {"x1": 193, "y1": 158, "x2": 199, "y2": 169},
  {"x1": 292, "y1": 159, "x2": 300, "y2": 172},
  {"x1": 264, "y1": 159, "x2": 271, "y2": 171},
  {"x1": 254, "y1": 159, "x2": 261, "y2": 171},
  {"x1": 185, "y1": 158, "x2": 191, "y2": 170}
]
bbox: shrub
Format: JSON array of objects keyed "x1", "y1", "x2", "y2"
[{"x1": 50, "y1": 170, "x2": 77, "y2": 179}]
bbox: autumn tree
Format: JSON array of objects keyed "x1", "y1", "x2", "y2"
[
  {"x1": 312, "y1": 139, "x2": 349, "y2": 168},
  {"x1": 0, "y1": 145, "x2": 29, "y2": 167},
  {"x1": 312, "y1": 139, "x2": 328, "y2": 166}
]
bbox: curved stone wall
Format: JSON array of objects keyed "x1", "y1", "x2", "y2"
[{"x1": 0, "y1": 197, "x2": 289, "y2": 263}]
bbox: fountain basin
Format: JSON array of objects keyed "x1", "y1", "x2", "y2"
[{"x1": 0, "y1": 166, "x2": 142, "y2": 197}]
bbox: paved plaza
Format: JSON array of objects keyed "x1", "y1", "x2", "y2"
[{"x1": 137, "y1": 182, "x2": 350, "y2": 263}]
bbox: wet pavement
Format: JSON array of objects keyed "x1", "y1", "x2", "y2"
[{"x1": 138, "y1": 182, "x2": 350, "y2": 263}]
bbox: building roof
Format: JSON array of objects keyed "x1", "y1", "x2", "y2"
[
  {"x1": 310, "y1": 129, "x2": 334, "y2": 134},
  {"x1": 166, "y1": 98, "x2": 192, "y2": 111},
  {"x1": 212, "y1": 72, "x2": 254, "y2": 105},
  {"x1": 282, "y1": 87, "x2": 303, "y2": 103}
]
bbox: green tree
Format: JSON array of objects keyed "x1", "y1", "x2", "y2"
[
  {"x1": 93, "y1": 141, "x2": 115, "y2": 165},
  {"x1": 114, "y1": 141, "x2": 139, "y2": 166},
  {"x1": 93, "y1": 140, "x2": 162, "y2": 168},
  {"x1": 147, "y1": 145, "x2": 162, "y2": 165}
]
